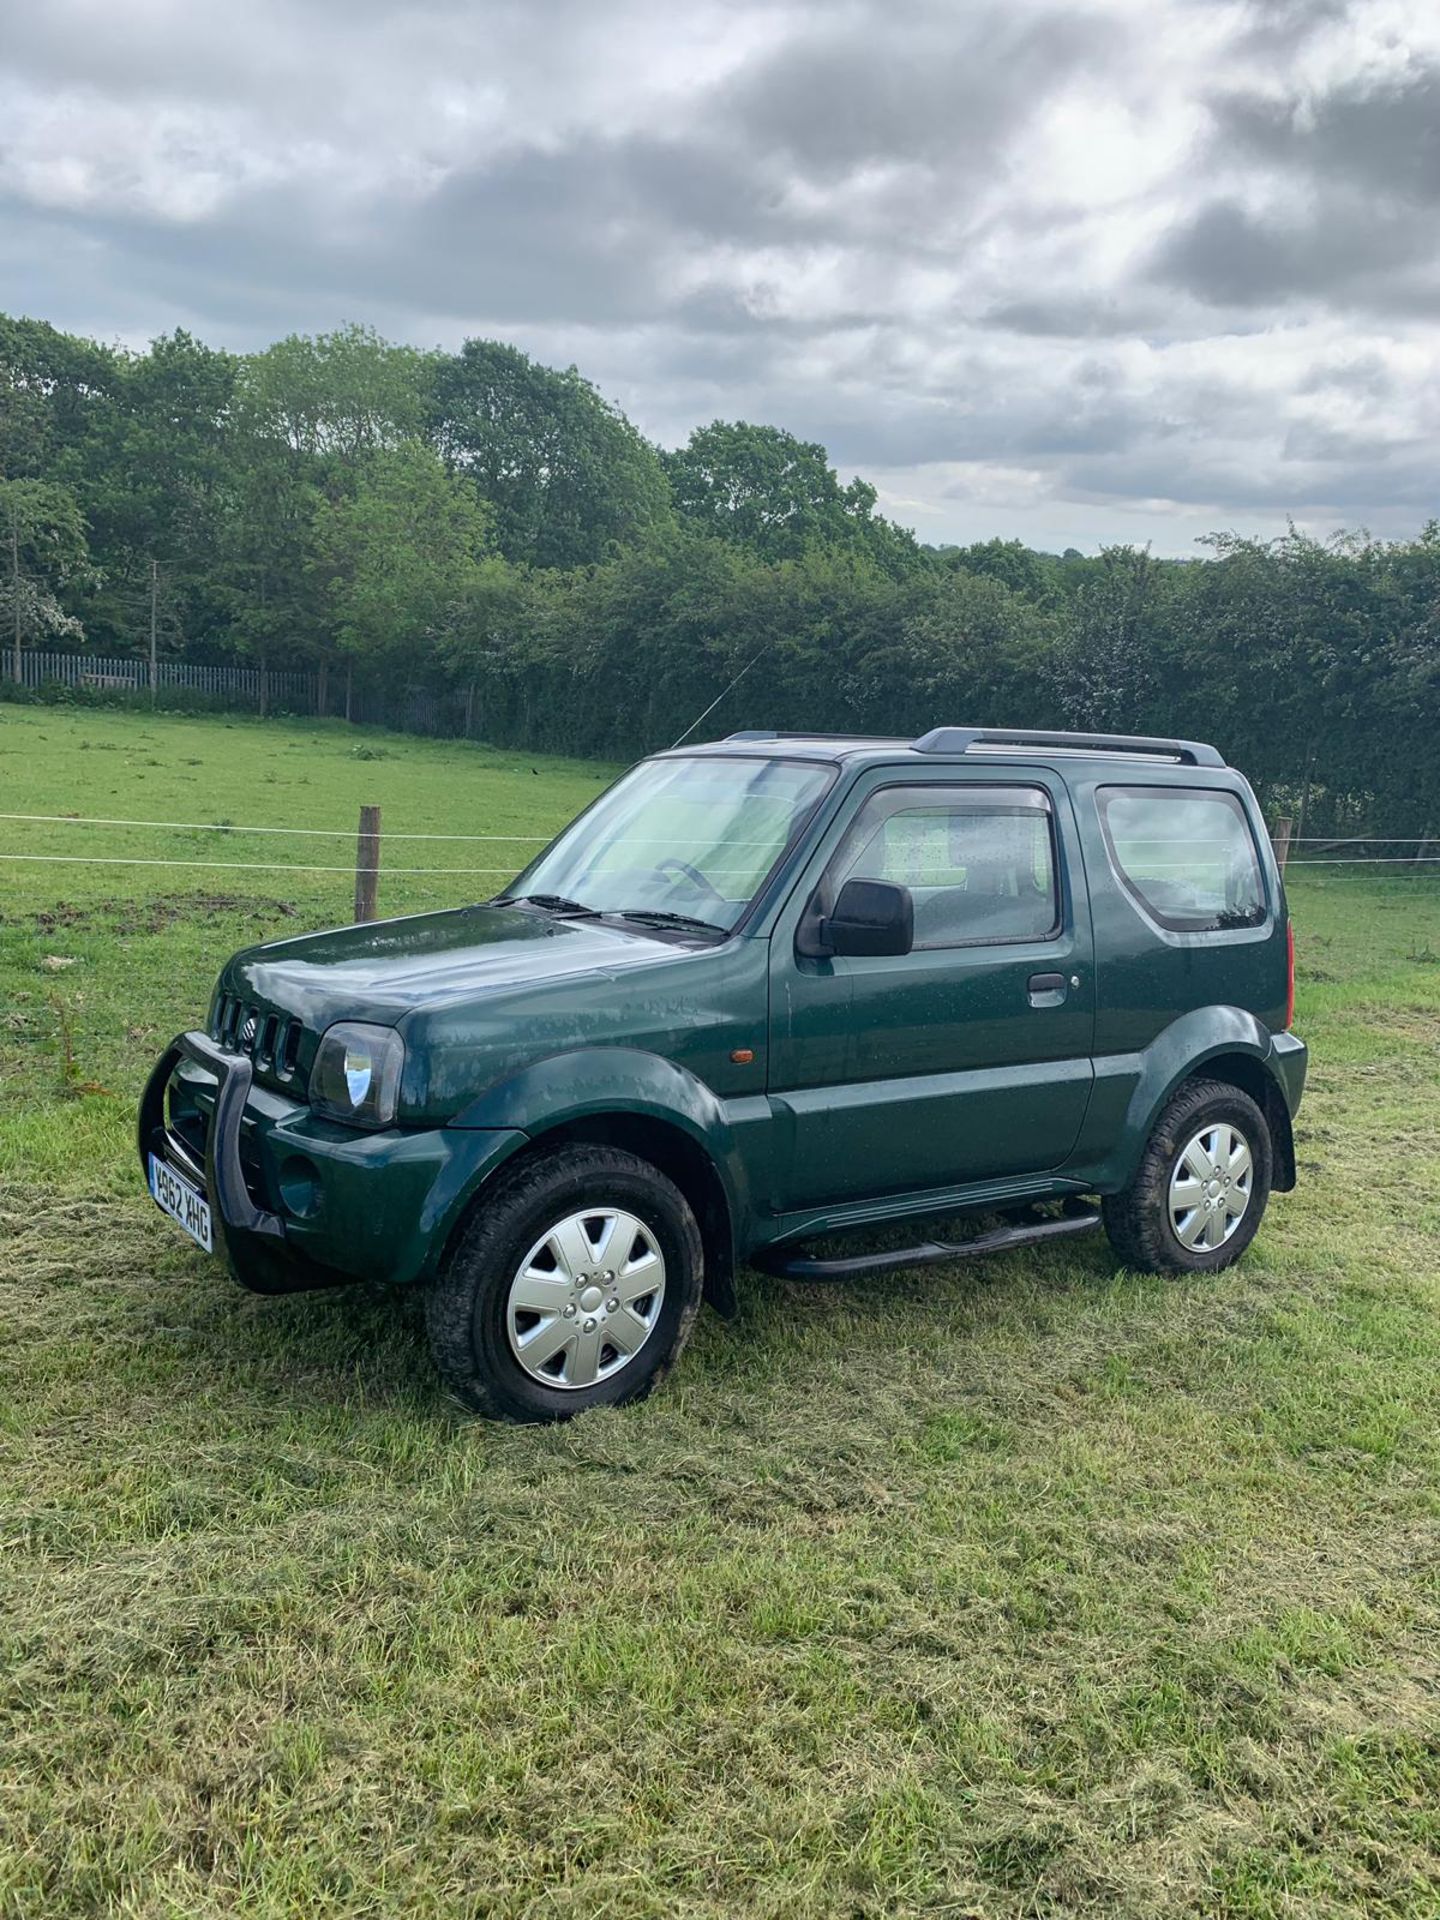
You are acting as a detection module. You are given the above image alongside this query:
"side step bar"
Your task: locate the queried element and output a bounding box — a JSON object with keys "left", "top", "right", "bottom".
{"left": 753, "top": 1207, "right": 1102, "bottom": 1281}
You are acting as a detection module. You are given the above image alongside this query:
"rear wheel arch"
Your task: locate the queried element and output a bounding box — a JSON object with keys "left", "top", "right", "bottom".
{"left": 1104, "top": 1073, "right": 1274, "bottom": 1274}
{"left": 1176, "top": 1050, "right": 1296, "bottom": 1193}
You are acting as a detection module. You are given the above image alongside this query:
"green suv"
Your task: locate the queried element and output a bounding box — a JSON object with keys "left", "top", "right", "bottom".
{"left": 141, "top": 727, "right": 1307, "bottom": 1420}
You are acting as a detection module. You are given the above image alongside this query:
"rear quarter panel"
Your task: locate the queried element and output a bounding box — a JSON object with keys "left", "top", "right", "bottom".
{"left": 1057, "top": 764, "right": 1294, "bottom": 1188}
{"left": 1065, "top": 765, "right": 1288, "bottom": 1051}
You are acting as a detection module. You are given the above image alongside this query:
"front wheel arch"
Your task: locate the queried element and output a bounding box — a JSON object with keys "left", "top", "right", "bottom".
{"left": 440, "top": 1113, "right": 739, "bottom": 1318}
{"left": 426, "top": 1141, "right": 705, "bottom": 1419}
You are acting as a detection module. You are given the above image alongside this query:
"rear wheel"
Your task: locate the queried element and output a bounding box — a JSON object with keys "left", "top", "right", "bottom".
{"left": 1103, "top": 1078, "right": 1272, "bottom": 1275}
{"left": 425, "top": 1144, "right": 704, "bottom": 1421}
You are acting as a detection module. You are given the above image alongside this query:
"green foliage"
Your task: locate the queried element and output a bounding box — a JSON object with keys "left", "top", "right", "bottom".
{"left": 941, "top": 537, "right": 1062, "bottom": 601}
{"left": 236, "top": 323, "right": 427, "bottom": 463}
{"left": 0, "top": 477, "right": 94, "bottom": 669}
{"left": 80, "top": 329, "right": 238, "bottom": 654}
{"left": 1, "top": 310, "right": 1438, "bottom": 833}
{"left": 428, "top": 339, "right": 671, "bottom": 567}
{"left": 1052, "top": 543, "right": 1167, "bottom": 730}
{"left": 309, "top": 440, "right": 496, "bottom": 671}
{"left": 667, "top": 418, "right": 921, "bottom": 573}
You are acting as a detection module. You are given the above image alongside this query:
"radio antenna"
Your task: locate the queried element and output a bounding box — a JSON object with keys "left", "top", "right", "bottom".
{"left": 669, "top": 643, "right": 772, "bottom": 749}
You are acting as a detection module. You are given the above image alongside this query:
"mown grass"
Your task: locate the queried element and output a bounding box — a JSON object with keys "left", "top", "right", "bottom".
{"left": 2, "top": 703, "right": 1438, "bottom": 1918}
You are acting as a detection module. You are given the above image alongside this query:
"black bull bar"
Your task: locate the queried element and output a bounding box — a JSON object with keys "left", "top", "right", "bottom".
{"left": 138, "top": 1030, "right": 285, "bottom": 1243}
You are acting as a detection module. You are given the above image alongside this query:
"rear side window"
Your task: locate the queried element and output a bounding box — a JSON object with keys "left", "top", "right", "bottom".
{"left": 1098, "top": 787, "right": 1266, "bottom": 932}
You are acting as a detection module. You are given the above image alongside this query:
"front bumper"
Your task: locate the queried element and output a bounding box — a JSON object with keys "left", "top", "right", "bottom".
{"left": 139, "top": 1030, "right": 525, "bottom": 1289}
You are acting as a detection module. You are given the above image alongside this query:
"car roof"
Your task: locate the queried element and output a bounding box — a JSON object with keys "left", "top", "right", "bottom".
{"left": 664, "top": 727, "right": 1228, "bottom": 772}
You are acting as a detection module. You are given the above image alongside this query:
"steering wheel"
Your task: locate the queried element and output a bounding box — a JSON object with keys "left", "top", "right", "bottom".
{"left": 654, "top": 858, "right": 729, "bottom": 912}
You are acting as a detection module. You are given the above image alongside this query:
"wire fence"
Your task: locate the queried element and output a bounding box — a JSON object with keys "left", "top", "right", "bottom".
{"left": 0, "top": 809, "right": 554, "bottom": 915}
{"left": 1, "top": 809, "right": 1437, "bottom": 889}
{"left": 0, "top": 812, "right": 550, "bottom": 843}
{"left": 0, "top": 854, "right": 519, "bottom": 876}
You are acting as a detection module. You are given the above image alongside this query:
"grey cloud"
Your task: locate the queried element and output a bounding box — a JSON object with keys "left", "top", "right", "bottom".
{"left": 1295, "top": 354, "right": 1398, "bottom": 401}
{"left": 2, "top": 0, "right": 1438, "bottom": 553}
{"left": 1059, "top": 444, "right": 1440, "bottom": 515}
{"left": 1152, "top": 60, "right": 1440, "bottom": 315}
{"left": 1212, "top": 68, "right": 1440, "bottom": 205}
{"left": 1280, "top": 420, "right": 1427, "bottom": 465}
{"left": 1224, "top": 0, "right": 1351, "bottom": 57}
{"left": 982, "top": 294, "right": 1167, "bottom": 339}
{"left": 720, "top": 4, "right": 1114, "bottom": 178}
{"left": 1150, "top": 198, "right": 1440, "bottom": 314}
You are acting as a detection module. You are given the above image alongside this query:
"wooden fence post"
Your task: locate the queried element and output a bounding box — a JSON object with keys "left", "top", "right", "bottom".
{"left": 354, "top": 805, "right": 381, "bottom": 922}
{"left": 1272, "top": 816, "right": 1292, "bottom": 873}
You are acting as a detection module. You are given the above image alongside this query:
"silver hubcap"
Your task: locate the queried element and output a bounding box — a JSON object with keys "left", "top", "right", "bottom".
{"left": 506, "top": 1206, "right": 666, "bottom": 1390}
{"left": 1169, "top": 1122, "right": 1252, "bottom": 1251}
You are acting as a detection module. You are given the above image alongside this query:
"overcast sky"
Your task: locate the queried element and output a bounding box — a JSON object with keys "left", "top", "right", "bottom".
{"left": 3, "top": 0, "right": 1437, "bottom": 553}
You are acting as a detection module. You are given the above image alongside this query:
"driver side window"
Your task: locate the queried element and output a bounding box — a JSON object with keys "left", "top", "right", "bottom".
{"left": 833, "top": 785, "right": 1059, "bottom": 949}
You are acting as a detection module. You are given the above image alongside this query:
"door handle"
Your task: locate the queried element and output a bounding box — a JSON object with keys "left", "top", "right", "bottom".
{"left": 1027, "top": 971, "right": 1067, "bottom": 1006}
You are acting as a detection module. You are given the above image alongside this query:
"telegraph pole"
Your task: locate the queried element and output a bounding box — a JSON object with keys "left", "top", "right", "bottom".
{"left": 149, "top": 558, "right": 159, "bottom": 704}
{"left": 10, "top": 510, "right": 20, "bottom": 686}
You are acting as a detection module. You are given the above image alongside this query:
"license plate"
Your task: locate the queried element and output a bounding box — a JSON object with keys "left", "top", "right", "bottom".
{"left": 148, "top": 1153, "right": 214, "bottom": 1254}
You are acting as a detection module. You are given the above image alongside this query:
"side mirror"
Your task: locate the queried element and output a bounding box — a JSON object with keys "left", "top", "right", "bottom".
{"left": 823, "top": 878, "right": 913, "bottom": 957}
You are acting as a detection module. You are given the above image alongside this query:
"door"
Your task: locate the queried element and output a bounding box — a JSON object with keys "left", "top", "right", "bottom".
{"left": 767, "top": 772, "right": 1095, "bottom": 1210}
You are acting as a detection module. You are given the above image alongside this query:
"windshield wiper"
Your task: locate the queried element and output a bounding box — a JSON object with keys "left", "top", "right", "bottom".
{"left": 613, "top": 907, "right": 728, "bottom": 936}
{"left": 499, "top": 894, "right": 726, "bottom": 936}
{"left": 497, "top": 892, "right": 603, "bottom": 917}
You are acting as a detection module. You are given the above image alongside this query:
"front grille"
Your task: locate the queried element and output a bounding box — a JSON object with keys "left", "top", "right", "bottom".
{"left": 211, "top": 993, "right": 303, "bottom": 1082}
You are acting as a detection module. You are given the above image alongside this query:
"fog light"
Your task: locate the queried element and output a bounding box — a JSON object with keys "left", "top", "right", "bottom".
{"left": 278, "top": 1155, "right": 323, "bottom": 1219}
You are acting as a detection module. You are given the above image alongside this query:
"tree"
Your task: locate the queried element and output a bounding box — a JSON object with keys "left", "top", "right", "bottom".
{"left": 0, "top": 315, "right": 122, "bottom": 485}
{"left": 435, "top": 553, "right": 534, "bottom": 736}
{"left": 0, "top": 303, "right": 1435, "bottom": 838}
{"left": 1051, "top": 544, "right": 1168, "bottom": 731}
{"left": 237, "top": 325, "right": 426, "bottom": 465}
{"left": 309, "top": 440, "right": 496, "bottom": 702}
{"left": 666, "top": 420, "right": 921, "bottom": 572}
{"left": 428, "top": 340, "right": 671, "bottom": 568}
{"left": 0, "top": 479, "right": 92, "bottom": 680}
{"left": 215, "top": 326, "right": 425, "bottom": 697}
{"left": 942, "top": 537, "right": 1059, "bottom": 602}
{"left": 81, "top": 329, "right": 238, "bottom": 655}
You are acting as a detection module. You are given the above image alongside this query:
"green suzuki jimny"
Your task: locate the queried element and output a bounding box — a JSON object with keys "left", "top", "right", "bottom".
{"left": 142, "top": 727, "right": 1306, "bottom": 1420}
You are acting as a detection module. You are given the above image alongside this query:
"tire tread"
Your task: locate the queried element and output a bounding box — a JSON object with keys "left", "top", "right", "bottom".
{"left": 1102, "top": 1076, "right": 1272, "bottom": 1276}
{"left": 425, "top": 1144, "right": 703, "bottom": 1420}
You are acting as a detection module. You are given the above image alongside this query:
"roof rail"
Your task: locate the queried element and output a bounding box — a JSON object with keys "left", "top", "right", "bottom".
{"left": 723, "top": 730, "right": 884, "bottom": 743}
{"left": 911, "top": 727, "right": 1225, "bottom": 767}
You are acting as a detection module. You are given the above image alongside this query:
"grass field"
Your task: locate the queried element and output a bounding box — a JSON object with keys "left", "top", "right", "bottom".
{"left": 2, "top": 703, "right": 1439, "bottom": 1919}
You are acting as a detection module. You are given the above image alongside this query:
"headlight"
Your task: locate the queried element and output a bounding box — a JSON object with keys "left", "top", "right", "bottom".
{"left": 309, "top": 1022, "right": 405, "bottom": 1128}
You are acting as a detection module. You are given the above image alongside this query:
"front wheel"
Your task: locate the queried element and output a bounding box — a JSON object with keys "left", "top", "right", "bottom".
{"left": 425, "top": 1145, "right": 704, "bottom": 1421}
{"left": 1103, "top": 1078, "right": 1272, "bottom": 1275}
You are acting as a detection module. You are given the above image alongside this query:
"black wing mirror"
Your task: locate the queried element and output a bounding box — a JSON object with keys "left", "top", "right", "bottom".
{"left": 823, "top": 878, "right": 913, "bottom": 957}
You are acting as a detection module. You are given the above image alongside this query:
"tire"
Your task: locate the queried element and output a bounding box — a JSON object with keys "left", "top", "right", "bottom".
{"left": 425, "top": 1144, "right": 704, "bottom": 1421}
{"left": 1102, "top": 1077, "right": 1272, "bottom": 1276}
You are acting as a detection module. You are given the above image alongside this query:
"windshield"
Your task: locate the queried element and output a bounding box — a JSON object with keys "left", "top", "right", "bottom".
{"left": 502, "top": 755, "right": 834, "bottom": 932}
